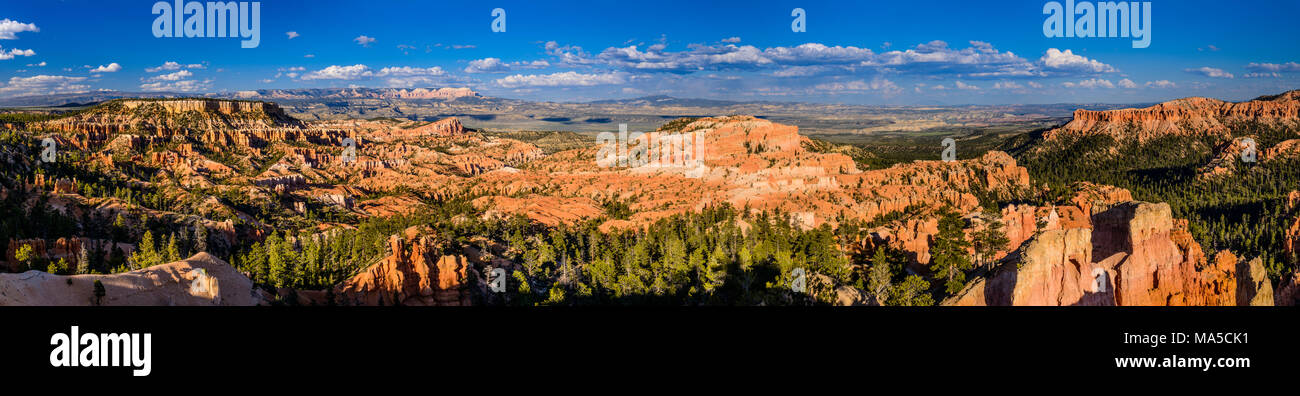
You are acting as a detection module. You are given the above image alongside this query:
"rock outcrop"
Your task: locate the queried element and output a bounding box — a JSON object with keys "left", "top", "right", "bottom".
{"left": 0, "top": 253, "right": 263, "bottom": 306}
{"left": 947, "top": 201, "right": 1249, "bottom": 306}
{"left": 1046, "top": 90, "right": 1300, "bottom": 142}
{"left": 330, "top": 226, "right": 472, "bottom": 306}
{"left": 1237, "top": 258, "right": 1274, "bottom": 306}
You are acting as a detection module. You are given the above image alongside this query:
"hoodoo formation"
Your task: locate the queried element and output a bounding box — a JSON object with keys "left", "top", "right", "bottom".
{"left": 1, "top": 90, "right": 1297, "bottom": 306}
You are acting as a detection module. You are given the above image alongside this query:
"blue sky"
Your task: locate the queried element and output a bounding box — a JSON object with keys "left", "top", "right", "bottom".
{"left": 1, "top": 0, "right": 1298, "bottom": 104}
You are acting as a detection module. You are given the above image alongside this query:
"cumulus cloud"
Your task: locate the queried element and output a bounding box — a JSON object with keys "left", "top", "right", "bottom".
{"left": 1185, "top": 67, "right": 1234, "bottom": 78}
{"left": 1063, "top": 78, "right": 1115, "bottom": 88}
{"left": 1118, "top": 78, "right": 1138, "bottom": 88}
{"left": 145, "top": 61, "right": 204, "bottom": 72}
{"left": 1038, "top": 49, "right": 1116, "bottom": 74}
{"left": 301, "top": 64, "right": 372, "bottom": 80}
{"left": 1145, "top": 80, "right": 1176, "bottom": 88}
{"left": 598, "top": 43, "right": 772, "bottom": 72}
{"left": 953, "top": 81, "right": 979, "bottom": 90}
{"left": 772, "top": 65, "right": 831, "bottom": 77}
{"left": 812, "top": 78, "right": 901, "bottom": 94}
{"left": 538, "top": 40, "right": 1113, "bottom": 80}
{"left": 299, "top": 64, "right": 447, "bottom": 82}
{"left": 90, "top": 63, "right": 122, "bottom": 73}
{"left": 495, "top": 71, "right": 627, "bottom": 88}
{"left": 465, "top": 58, "right": 509, "bottom": 73}
{"left": 544, "top": 41, "right": 593, "bottom": 66}
{"left": 862, "top": 41, "right": 1035, "bottom": 78}
{"left": 0, "top": 46, "right": 34, "bottom": 60}
{"left": 0, "top": 19, "right": 38, "bottom": 40}
{"left": 147, "top": 70, "right": 192, "bottom": 81}
{"left": 765, "top": 43, "right": 876, "bottom": 66}
{"left": 0, "top": 75, "right": 88, "bottom": 97}
{"left": 354, "top": 35, "right": 376, "bottom": 46}
{"left": 463, "top": 58, "right": 549, "bottom": 73}
{"left": 721, "top": 37, "right": 741, "bottom": 43}
{"left": 1244, "top": 72, "right": 1281, "bottom": 78}
{"left": 992, "top": 81, "right": 1023, "bottom": 89}
{"left": 1245, "top": 62, "right": 1300, "bottom": 73}
{"left": 140, "top": 79, "right": 211, "bottom": 92}
{"left": 285, "top": 31, "right": 299, "bottom": 39}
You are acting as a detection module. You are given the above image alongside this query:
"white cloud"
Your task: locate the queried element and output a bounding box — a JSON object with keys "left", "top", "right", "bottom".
{"left": 145, "top": 61, "right": 204, "bottom": 72}
{"left": 1118, "top": 78, "right": 1137, "bottom": 88}
{"left": 721, "top": 37, "right": 741, "bottom": 43}
{"left": 1026, "top": 81, "right": 1043, "bottom": 88}
{"left": 557, "top": 40, "right": 1109, "bottom": 80}
{"left": 286, "top": 31, "right": 299, "bottom": 39}
{"left": 1245, "top": 62, "right": 1300, "bottom": 73}
{"left": 139, "top": 79, "right": 211, "bottom": 92}
{"left": 301, "top": 64, "right": 372, "bottom": 80}
{"left": 495, "top": 71, "right": 627, "bottom": 88}
{"left": 26, "top": 61, "right": 45, "bottom": 67}
{"left": 300, "top": 65, "right": 447, "bottom": 81}
{"left": 1063, "top": 78, "right": 1115, "bottom": 88}
{"left": 464, "top": 58, "right": 549, "bottom": 73}
{"left": 90, "top": 63, "right": 122, "bottom": 73}
{"left": 0, "top": 19, "right": 38, "bottom": 40}
{"left": 1038, "top": 49, "right": 1116, "bottom": 74}
{"left": 1244, "top": 72, "right": 1281, "bottom": 78}
{"left": 377, "top": 66, "right": 445, "bottom": 77}
{"left": 992, "top": 81, "right": 1023, "bottom": 89}
{"left": 354, "top": 35, "right": 376, "bottom": 46}
{"left": 465, "top": 58, "right": 510, "bottom": 73}
{"left": 598, "top": 43, "right": 772, "bottom": 72}
{"left": 765, "top": 43, "right": 875, "bottom": 65}
{"left": 147, "top": 70, "right": 192, "bottom": 81}
{"left": 953, "top": 81, "right": 979, "bottom": 90}
{"left": 0, "top": 47, "right": 34, "bottom": 60}
{"left": 813, "top": 78, "right": 901, "bottom": 94}
{"left": 1185, "top": 67, "right": 1234, "bottom": 79}
{"left": 1145, "top": 80, "right": 1177, "bottom": 88}
{"left": 0, "top": 75, "right": 88, "bottom": 97}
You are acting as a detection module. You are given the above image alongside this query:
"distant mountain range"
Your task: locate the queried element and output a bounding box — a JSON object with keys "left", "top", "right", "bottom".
{"left": 586, "top": 95, "right": 753, "bottom": 107}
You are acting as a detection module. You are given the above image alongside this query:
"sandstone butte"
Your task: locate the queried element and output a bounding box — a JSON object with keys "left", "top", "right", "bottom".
{"left": 4, "top": 98, "right": 1292, "bottom": 306}
{"left": 1045, "top": 89, "right": 1300, "bottom": 142}
{"left": 1278, "top": 190, "right": 1300, "bottom": 306}
{"left": 292, "top": 226, "right": 474, "bottom": 306}
{"left": 944, "top": 197, "right": 1271, "bottom": 306}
